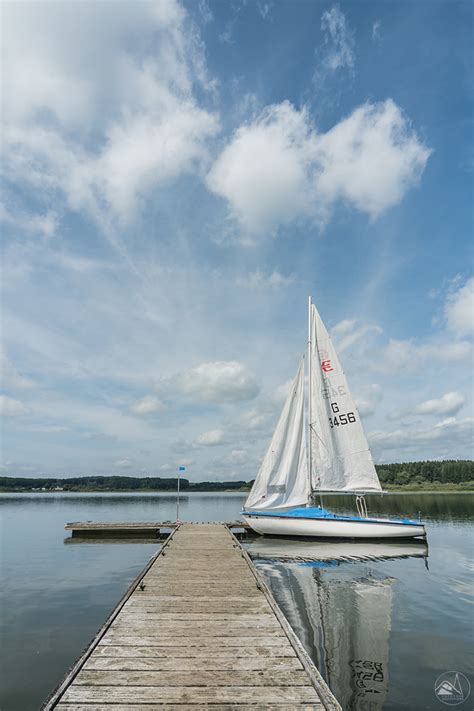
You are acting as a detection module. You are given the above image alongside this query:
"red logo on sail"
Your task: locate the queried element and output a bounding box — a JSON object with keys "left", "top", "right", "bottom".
{"left": 321, "top": 359, "right": 333, "bottom": 372}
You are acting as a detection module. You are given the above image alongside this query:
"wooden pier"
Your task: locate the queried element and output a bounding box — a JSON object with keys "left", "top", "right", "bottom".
{"left": 45, "top": 523, "right": 340, "bottom": 710}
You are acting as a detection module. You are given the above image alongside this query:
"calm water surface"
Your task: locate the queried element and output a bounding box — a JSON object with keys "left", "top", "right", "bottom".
{"left": 0, "top": 492, "right": 472, "bottom": 710}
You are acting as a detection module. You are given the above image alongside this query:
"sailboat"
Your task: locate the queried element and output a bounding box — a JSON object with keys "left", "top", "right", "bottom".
{"left": 241, "top": 297, "right": 426, "bottom": 539}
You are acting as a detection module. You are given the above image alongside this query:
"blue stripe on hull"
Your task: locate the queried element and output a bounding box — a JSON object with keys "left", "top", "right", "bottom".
{"left": 241, "top": 506, "right": 421, "bottom": 527}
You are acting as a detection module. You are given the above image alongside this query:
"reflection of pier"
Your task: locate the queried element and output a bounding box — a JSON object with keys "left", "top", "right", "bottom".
{"left": 250, "top": 539, "right": 428, "bottom": 711}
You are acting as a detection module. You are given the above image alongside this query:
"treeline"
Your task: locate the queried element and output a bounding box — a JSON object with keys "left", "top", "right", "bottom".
{"left": 0, "top": 461, "right": 472, "bottom": 492}
{"left": 0, "top": 475, "right": 253, "bottom": 492}
{"left": 375, "top": 460, "right": 473, "bottom": 486}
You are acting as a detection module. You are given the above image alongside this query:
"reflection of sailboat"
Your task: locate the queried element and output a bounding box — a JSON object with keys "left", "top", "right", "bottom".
{"left": 247, "top": 537, "right": 429, "bottom": 563}
{"left": 256, "top": 558, "right": 401, "bottom": 710}
{"left": 242, "top": 298, "right": 426, "bottom": 538}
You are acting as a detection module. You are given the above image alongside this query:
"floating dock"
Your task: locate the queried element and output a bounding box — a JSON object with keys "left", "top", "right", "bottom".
{"left": 45, "top": 523, "right": 340, "bottom": 709}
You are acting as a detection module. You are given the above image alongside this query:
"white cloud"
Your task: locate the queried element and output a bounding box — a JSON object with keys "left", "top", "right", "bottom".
{"left": 114, "top": 459, "right": 133, "bottom": 469}
{"left": 207, "top": 102, "right": 312, "bottom": 235}
{"left": 0, "top": 203, "right": 58, "bottom": 240}
{"left": 258, "top": 2, "right": 274, "bottom": 20}
{"left": 320, "top": 5, "right": 355, "bottom": 72}
{"left": 354, "top": 384, "right": 383, "bottom": 418}
{"left": 369, "top": 416, "right": 474, "bottom": 454}
{"left": 194, "top": 429, "right": 226, "bottom": 446}
{"left": 2, "top": 0, "right": 219, "bottom": 227}
{"left": 130, "top": 395, "right": 166, "bottom": 415}
{"left": 372, "top": 20, "right": 382, "bottom": 42}
{"left": 230, "top": 448, "right": 248, "bottom": 463}
{"left": 96, "top": 104, "right": 219, "bottom": 222}
{"left": 236, "top": 269, "right": 295, "bottom": 289}
{"left": 314, "top": 100, "right": 431, "bottom": 219}
{"left": 272, "top": 380, "right": 293, "bottom": 405}
{"left": 415, "top": 392, "right": 465, "bottom": 416}
{"left": 0, "top": 351, "right": 35, "bottom": 390}
{"left": 375, "top": 338, "right": 472, "bottom": 375}
{"left": 0, "top": 395, "right": 30, "bottom": 417}
{"left": 445, "top": 277, "right": 474, "bottom": 336}
{"left": 207, "top": 99, "right": 430, "bottom": 237}
{"left": 158, "top": 361, "right": 260, "bottom": 403}
{"left": 331, "top": 318, "right": 382, "bottom": 353}
{"left": 239, "top": 408, "right": 267, "bottom": 432}
{"left": 198, "top": 0, "right": 213, "bottom": 24}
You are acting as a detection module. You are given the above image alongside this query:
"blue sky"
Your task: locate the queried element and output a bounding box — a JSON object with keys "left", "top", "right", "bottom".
{"left": 1, "top": 0, "right": 472, "bottom": 479}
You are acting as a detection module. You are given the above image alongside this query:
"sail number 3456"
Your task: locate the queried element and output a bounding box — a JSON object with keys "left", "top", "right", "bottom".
{"left": 329, "top": 401, "right": 356, "bottom": 428}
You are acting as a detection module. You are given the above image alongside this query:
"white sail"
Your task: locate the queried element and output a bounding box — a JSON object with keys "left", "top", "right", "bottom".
{"left": 309, "top": 303, "right": 382, "bottom": 492}
{"left": 244, "top": 359, "right": 310, "bottom": 510}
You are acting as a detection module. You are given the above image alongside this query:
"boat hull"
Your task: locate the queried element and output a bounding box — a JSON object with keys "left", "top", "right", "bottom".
{"left": 242, "top": 513, "right": 426, "bottom": 539}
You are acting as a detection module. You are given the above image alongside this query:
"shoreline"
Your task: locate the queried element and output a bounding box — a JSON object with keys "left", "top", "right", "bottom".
{"left": 1, "top": 487, "right": 472, "bottom": 494}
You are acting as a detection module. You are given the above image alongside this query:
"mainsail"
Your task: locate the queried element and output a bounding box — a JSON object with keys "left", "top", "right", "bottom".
{"left": 309, "top": 303, "right": 382, "bottom": 492}
{"left": 244, "top": 359, "right": 310, "bottom": 510}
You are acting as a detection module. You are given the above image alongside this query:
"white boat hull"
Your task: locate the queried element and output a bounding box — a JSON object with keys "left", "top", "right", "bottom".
{"left": 242, "top": 513, "right": 426, "bottom": 539}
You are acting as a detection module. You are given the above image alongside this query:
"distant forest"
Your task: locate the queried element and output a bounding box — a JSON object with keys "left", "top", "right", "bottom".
{"left": 376, "top": 460, "right": 473, "bottom": 486}
{"left": 0, "top": 476, "right": 251, "bottom": 492}
{"left": 0, "top": 460, "right": 472, "bottom": 492}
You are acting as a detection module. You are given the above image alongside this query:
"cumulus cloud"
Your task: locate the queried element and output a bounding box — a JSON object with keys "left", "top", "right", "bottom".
{"left": 2, "top": 0, "right": 219, "bottom": 226}
{"left": 444, "top": 277, "right": 474, "bottom": 336}
{"left": 194, "top": 429, "right": 226, "bottom": 446}
{"left": 0, "top": 395, "right": 30, "bottom": 417}
{"left": 207, "top": 99, "right": 430, "bottom": 237}
{"left": 207, "top": 102, "right": 312, "bottom": 235}
{"left": 157, "top": 361, "right": 260, "bottom": 403}
{"left": 130, "top": 395, "right": 166, "bottom": 415}
{"left": 415, "top": 392, "right": 465, "bottom": 416}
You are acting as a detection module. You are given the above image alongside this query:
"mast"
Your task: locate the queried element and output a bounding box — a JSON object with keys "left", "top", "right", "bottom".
{"left": 307, "top": 295, "right": 312, "bottom": 504}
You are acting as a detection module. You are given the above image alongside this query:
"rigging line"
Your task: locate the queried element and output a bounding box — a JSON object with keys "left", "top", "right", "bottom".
{"left": 309, "top": 422, "right": 330, "bottom": 451}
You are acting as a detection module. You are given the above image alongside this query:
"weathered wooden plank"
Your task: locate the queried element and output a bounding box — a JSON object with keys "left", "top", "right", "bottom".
{"left": 114, "top": 613, "right": 275, "bottom": 621}
{"left": 83, "top": 656, "right": 303, "bottom": 671}
{"left": 93, "top": 644, "right": 298, "bottom": 659}
{"left": 74, "top": 669, "right": 311, "bottom": 686}
{"left": 99, "top": 635, "right": 289, "bottom": 647}
{"left": 125, "top": 595, "right": 267, "bottom": 603}
{"left": 61, "top": 685, "right": 321, "bottom": 704}
{"left": 65, "top": 522, "right": 176, "bottom": 531}
{"left": 109, "top": 620, "right": 281, "bottom": 632}
{"left": 57, "top": 704, "right": 321, "bottom": 710}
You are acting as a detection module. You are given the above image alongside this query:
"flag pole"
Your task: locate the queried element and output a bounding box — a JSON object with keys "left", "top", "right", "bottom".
{"left": 176, "top": 469, "right": 180, "bottom": 522}
{"left": 177, "top": 465, "right": 186, "bottom": 522}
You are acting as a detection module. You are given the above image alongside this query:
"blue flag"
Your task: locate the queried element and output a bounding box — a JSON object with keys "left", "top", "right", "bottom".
{"left": 178, "top": 466, "right": 186, "bottom": 472}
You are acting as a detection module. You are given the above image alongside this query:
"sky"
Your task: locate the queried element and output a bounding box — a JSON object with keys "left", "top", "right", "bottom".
{"left": 1, "top": 0, "right": 473, "bottom": 480}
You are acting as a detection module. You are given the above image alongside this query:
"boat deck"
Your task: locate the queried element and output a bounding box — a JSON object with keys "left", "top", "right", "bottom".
{"left": 45, "top": 523, "right": 339, "bottom": 709}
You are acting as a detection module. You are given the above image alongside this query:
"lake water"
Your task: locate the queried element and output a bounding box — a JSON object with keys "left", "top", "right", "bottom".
{"left": 0, "top": 491, "right": 472, "bottom": 710}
